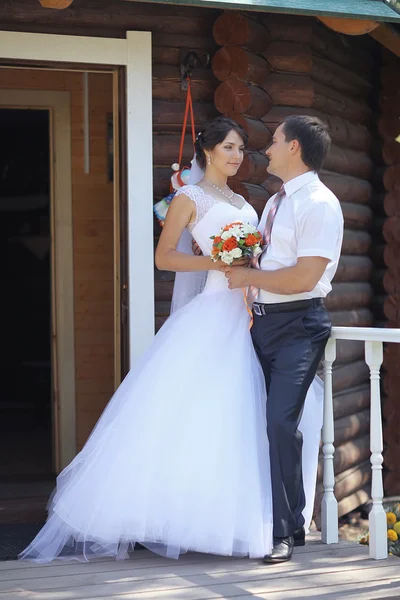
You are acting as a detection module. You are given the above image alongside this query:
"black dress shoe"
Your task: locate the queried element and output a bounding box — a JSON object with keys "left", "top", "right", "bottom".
{"left": 294, "top": 526, "right": 305, "bottom": 547}
{"left": 263, "top": 536, "right": 294, "bottom": 563}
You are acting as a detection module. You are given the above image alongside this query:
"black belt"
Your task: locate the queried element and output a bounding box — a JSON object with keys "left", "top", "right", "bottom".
{"left": 253, "top": 298, "right": 324, "bottom": 316}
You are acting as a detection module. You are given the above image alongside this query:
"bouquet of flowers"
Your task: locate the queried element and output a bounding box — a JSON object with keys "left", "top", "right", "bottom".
{"left": 359, "top": 502, "right": 400, "bottom": 557}
{"left": 210, "top": 221, "right": 263, "bottom": 265}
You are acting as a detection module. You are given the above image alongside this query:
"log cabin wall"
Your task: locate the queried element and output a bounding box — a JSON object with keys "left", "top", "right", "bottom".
{"left": 211, "top": 12, "right": 377, "bottom": 520}
{"left": 378, "top": 50, "right": 400, "bottom": 497}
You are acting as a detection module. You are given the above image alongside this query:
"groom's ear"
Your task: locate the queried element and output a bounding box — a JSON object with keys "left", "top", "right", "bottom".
{"left": 289, "top": 139, "right": 300, "bottom": 155}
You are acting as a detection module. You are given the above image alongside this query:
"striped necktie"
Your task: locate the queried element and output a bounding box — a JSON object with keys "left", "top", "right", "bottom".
{"left": 246, "top": 184, "right": 286, "bottom": 308}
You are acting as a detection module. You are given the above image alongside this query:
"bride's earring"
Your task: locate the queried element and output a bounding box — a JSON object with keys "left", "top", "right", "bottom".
{"left": 207, "top": 154, "right": 211, "bottom": 166}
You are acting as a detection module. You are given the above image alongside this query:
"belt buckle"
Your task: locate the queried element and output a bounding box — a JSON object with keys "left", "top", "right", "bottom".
{"left": 253, "top": 303, "right": 262, "bottom": 316}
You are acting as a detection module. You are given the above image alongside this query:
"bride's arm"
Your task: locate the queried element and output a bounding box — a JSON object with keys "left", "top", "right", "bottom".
{"left": 155, "top": 193, "right": 218, "bottom": 273}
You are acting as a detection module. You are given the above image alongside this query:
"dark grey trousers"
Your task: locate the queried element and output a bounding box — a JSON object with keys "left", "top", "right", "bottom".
{"left": 251, "top": 299, "right": 331, "bottom": 538}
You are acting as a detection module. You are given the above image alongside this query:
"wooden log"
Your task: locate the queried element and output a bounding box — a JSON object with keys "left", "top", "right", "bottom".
{"left": 380, "top": 64, "right": 400, "bottom": 90}
{"left": 384, "top": 294, "right": 400, "bottom": 321}
{"left": 152, "top": 79, "right": 215, "bottom": 103}
{"left": 371, "top": 295, "right": 386, "bottom": 321}
{"left": 324, "top": 282, "right": 372, "bottom": 312}
{"left": 212, "top": 46, "right": 270, "bottom": 85}
{"left": 383, "top": 166, "right": 400, "bottom": 192}
{"left": 370, "top": 243, "right": 385, "bottom": 268}
{"left": 317, "top": 16, "right": 379, "bottom": 37}
{"left": 379, "top": 91, "right": 400, "bottom": 116}
{"left": 383, "top": 140, "right": 400, "bottom": 166}
{"left": 311, "top": 56, "right": 372, "bottom": 100}
{"left": 259, "top": 14, "right": 313, "bottom": 44}
{"left": 383, "top": 373, "right": 400, "bottom": 397}
{"left": 334, "top": 414, "right": 370, "bottom": 448}
{"left": 315, "top": 460, "right": 371, "bottom": 504}
{"left": 332, "top": 360, "right": 370, "bottom": 394}
{"left": 319, "top": 171, "right": 372, "bottom": 205}
{"left": 313, "top": 82, "right": 371, "bottom": 124}
{"left": 153, "top": 133, "right": 195, "bottom": 166}
{"left": 153, "top": 167, "right": 175, "bottom": 198}
{"left": 341, "top": 230, "right": 371, "bottom": 255}
{"left": 263, "top": 74, "right": 314, "bottom": 107}
{"left": 262, "top": 174, "right": 281, "bottom": 196}
{"left": 378, "top": 114, "right": 400, "bottom": 140}
{"left": 333, "top": 255, "right": 373, "bottom": 283}
{"left": 225, "top": 113, "right": 272, "bottom": 151}
{"left": 155, "top": 279, "right": 174, "bottom": 301}
{"left": 384, "top": 244, "right": 400, "bottom": 269}
{"left": 330, "top": 309, "right": 373, "bottom": 327}
{"left": 341, "top": 202, "right": 373, "bottom": 231}
{"left": 314, "top": 486, "right": 371, "bottom": 524}
{"left": 317, "top": 433, "right": 370, "bottom": 479}
{"left": 0, "top": 0, "right": 217, "bottom": 34}
{"left": 212, "top": 12, "right": 270, "bottom": 53}
{"left": 384, "top": 471, "right": 400, "bottom": 497}
{"left": 214, "top": 79, "right": 273, "bottom": 119}
{"left": 384, "top": 191, "right": 400, "bottom": 217}
{"left": 383, "top": 269, "right": 400, "bottom": 295}
{"left": 312, "top": 23, "right": 374, "bottom": 76}
{"left": 323, "top": 146, "right": 373, "bottom": 181}
{"left": 263, "top": 41, "right": 312, "bottom": 73}
{"left": 153, "top": 32, "right": 218, "bottom": 50}
{"left": 383, "top": 216, "right": 400, "bottom": 245}
{"left": 235, "top": 151, "right": 270, "bottom": 184}
{"left": 152, "top": 100, "right": 217, "bottom": 133}
{"left": 229, "top": 181, "right": 269, "bottom": 217}
{"left": 371, "top": 269, "right": 386, "bottom": 294}
{"left": 333, "top": 384, "right": 369, "bottom": 419}
{"left": 383, "top": 344, "right": 400, "bottom": 374}
{"left": 263, "top": 107, "right": 371, "bottom": 152}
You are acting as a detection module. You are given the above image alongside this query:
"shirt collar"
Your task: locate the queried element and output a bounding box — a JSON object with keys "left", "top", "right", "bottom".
{"left": 283, "top": 171, "right": 319, "bottom": 198}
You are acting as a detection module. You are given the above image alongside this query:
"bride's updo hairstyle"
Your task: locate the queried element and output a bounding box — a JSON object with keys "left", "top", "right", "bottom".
{"left": 194, "top": 116, "right": 248, "bottom": 170}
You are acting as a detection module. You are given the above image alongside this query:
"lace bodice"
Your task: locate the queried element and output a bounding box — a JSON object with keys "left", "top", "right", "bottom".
{"left": 175, "top": 184, "right": 258, "bottom": 238}
{"left": 174, "top": 184, "right": 259, "bottom": 295}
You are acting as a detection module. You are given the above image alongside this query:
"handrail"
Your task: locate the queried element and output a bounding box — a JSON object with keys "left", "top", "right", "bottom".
{"left": 322, "top": 326, "right": 400, "bottom": 560}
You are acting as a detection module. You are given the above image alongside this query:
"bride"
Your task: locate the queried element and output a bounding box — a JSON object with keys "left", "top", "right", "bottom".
{"left": 19, "top": 116, "right": 323, "bottom": 563}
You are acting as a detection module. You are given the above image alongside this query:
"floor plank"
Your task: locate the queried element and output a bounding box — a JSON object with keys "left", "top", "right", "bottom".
{"left": 1, "top": 536, "right": 399, "bottom": 600}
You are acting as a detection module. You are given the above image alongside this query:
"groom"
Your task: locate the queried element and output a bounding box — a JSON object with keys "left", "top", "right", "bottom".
{"left": 223, "top": 115, "right": 344, "bottom": 563}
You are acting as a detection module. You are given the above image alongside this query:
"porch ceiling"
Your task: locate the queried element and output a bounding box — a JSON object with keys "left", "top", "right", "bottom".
{"left": 123, "top": 0, "right": 400, "bottom": 22}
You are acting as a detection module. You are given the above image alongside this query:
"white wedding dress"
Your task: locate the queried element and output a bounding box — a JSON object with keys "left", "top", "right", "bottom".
{"left": 19, "top": 185, "right": 323, "bottom": 563}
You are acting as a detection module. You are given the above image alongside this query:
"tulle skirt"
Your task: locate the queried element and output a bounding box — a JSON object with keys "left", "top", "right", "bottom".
{"left": 19, "top": 287, "right": 322, "bottom": 562}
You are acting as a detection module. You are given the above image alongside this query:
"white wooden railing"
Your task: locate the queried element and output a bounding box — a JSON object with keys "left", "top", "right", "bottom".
{"left": 322, "top": 326, "right": 400, "bottom": 560}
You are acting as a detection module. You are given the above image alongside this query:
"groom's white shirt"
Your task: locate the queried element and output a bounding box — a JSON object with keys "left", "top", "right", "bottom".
{"left": 258, "top": 171, "right": 344, "bottom": 304}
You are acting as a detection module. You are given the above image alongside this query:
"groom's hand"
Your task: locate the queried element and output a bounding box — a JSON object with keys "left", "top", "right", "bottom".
{"left": 221, "top": 265, "right": 250, "bottom": 289}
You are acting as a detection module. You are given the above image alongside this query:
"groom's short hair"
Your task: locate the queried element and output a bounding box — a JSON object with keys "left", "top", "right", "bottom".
{"left": 280, "top": 115, "right": 331, "bottom": 173}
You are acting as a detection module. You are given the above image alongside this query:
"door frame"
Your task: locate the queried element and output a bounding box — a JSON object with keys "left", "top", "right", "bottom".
{"left": 0, "top": 89, "right": 74, "bottom": 471}
{"left": 0, "top": 31, "right": 154, "bottom": 468}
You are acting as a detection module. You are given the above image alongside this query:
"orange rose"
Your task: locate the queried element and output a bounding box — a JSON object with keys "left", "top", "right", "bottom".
{"left": 214, "top": 236, "right": 222, "bottom": 244}
{"left": 245, "top": 234, "right": 259, "bottom": 247}
{"left": 222, "top": 237, "right": 238, "bottom": 252}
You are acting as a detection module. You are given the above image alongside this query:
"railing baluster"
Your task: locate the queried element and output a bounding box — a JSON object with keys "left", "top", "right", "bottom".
{"left": 365, "top": 340, "right": 387, "bottom": 560}
{"left": 322, "top": 337, "right": 338, "bottom": 544}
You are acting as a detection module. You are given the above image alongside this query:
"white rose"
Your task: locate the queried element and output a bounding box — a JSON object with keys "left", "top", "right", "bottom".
{"left": 242, "top": 223, "right": 257, "bottom": 235}
{"left": 220, "top": 251, "right": 234, "bottom": 265}
{"left": 221, "top": 230, "right": 232, "bottom": 240}
{"left": 253, "top": 245, "right": 263, "bottom": 257}
{"left": 228, "top": 226, "right": 244, "bottom": 239}
{"left": 230, "top": 248, "right": 243, "bottom": 259}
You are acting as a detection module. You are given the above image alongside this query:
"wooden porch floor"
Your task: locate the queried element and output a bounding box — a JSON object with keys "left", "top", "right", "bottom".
{"left": 1, "top": 534, "right": 400, "bottom": 600}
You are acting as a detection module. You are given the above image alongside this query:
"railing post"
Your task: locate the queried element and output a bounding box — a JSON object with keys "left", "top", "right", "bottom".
{"left": 322, "top": 337, "right": 338, "bottom": 544}
{"left": 365, "top": 341, "right": 387, "bottom": 560}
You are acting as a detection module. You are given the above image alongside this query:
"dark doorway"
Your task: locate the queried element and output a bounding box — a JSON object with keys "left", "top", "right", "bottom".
{"left": 0, "top": 109, "right": 54, "bottom": 527}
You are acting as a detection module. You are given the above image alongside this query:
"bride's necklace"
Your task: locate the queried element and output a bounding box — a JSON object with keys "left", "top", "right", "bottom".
{"left": 204, "top": 179, "right": 235, "bottom": 205}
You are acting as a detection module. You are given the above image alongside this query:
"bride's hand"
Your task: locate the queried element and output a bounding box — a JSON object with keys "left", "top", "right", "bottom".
{"left": 213, "top": 257, "right": 250, "bottom": 271}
